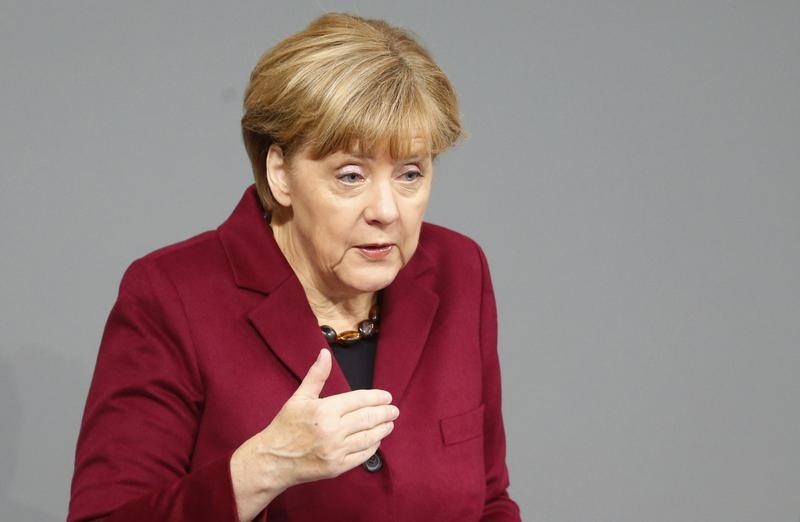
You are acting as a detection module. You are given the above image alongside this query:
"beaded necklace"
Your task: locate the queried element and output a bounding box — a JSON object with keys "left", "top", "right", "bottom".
{"left": 320, "top": 302, "right": 380, "bottom": 345}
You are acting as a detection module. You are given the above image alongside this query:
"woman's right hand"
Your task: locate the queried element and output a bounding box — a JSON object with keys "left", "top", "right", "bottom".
{"left": 230, "top": 348, "right": 399, "bottom": 522}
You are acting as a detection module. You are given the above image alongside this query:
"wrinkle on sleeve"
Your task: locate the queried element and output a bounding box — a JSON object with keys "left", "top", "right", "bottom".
{"left": 68, "top": 260, "right": 242, "bottom": 522}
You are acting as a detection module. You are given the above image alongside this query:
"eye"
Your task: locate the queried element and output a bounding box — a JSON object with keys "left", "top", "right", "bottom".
{"left": 337, "top": 171, "right": 365, "bottom": 184}
{"left": 399, "top": 169, "right": 423, "bottom": 182}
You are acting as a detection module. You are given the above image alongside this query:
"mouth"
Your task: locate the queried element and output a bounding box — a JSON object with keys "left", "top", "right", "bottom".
{"left": 356, "top": 243, "right": 394, "bottom": 260}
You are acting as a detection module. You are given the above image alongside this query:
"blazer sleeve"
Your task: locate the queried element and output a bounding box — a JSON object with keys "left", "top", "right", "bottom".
{"left": 68, "top": 260, "right": 242, "bottom": 522}
{"left": 476, "top": 244, "right": 522, "bottom": 521}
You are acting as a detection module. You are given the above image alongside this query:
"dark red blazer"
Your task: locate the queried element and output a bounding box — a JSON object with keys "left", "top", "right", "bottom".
{"left": 68, "top": 186, "right": 520, "bottom": 522}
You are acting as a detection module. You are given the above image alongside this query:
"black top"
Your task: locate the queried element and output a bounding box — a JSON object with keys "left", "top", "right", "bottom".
{"left": 330, "top": 335, "right": 377, "bottom": 390}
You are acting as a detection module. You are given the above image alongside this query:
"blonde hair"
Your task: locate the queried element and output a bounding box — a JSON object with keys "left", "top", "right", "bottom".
{"left": 241, "top": 12, "right": 463, "bottom": 214}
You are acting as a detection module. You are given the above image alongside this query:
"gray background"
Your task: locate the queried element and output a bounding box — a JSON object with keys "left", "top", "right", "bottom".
{"left": 1, "top": 1, "right": 798, "bottom": 520}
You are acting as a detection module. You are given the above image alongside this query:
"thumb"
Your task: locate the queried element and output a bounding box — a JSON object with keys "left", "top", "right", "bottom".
{"left": 294, "top": 348, "right": 331, "bottom": 399}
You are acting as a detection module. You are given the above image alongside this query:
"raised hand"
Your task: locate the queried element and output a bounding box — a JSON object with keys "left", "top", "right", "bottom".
{"left": 230, "top": 348, "right": 399, "bottom": 521}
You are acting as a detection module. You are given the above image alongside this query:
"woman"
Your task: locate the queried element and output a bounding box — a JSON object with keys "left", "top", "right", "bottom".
{"left": 68, "top": 13, "right": 520, "bottom": 522}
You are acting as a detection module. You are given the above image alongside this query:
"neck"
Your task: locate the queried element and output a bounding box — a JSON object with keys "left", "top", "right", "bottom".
{"left": 305, "top": 291, "right": 376, "bottom": 333}
{"left": 270, "top": 220, "right": 376, "bottom": 331}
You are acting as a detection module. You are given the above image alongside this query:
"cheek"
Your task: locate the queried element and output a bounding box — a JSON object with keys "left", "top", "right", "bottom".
{"left": 294, "top": 211, "right": 352, "bottom": 267}
{"left": 403, "top": 195, "right": 429, "bottom": 228}
{"left": 398, "top": 200, "right": 428, "bottom": 258}
{"left": 301, "top": 198, "right": 357, "bottom": 239}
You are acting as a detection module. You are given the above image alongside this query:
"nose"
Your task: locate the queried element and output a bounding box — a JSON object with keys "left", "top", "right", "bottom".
{"left": 364, "top": 179, "right": 400, "bottom": 225}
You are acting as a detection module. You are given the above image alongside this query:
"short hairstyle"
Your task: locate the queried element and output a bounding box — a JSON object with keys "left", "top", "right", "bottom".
{"left": 241, "top": 12, "right": 463, "bottom": 214}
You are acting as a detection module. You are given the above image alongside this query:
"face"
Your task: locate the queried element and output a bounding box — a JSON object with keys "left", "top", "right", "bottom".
{"left": 268, "top": 141, "right": 433, "bottom": 299}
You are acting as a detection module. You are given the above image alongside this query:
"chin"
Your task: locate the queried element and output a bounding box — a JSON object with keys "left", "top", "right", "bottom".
{"left": 346, "top": 266, "right": 400, "bottom": 293}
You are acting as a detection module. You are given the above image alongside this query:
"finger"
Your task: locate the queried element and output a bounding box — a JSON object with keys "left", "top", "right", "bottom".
{"left": 294, "top": 348, "right": 331, "bottom": 399}
{"left": 343, "top": 421, "right": 395, "bottom": 454}
{"left": 340, "top": 404, "right": 399, "bottom": 434}
{"left": 339, "top": 442, "right": 383, "bottom": 472}
{"left": 324, "top": 388, "right": 392, "bottom": 415}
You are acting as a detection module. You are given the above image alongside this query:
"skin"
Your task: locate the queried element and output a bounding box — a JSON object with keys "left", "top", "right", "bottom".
{"left": 229, "top": 141, "right": 434, "bottom": 521}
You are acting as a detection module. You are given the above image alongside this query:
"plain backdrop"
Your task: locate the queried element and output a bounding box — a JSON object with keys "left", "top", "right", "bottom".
{"left": 2, "top": 1, "right": 799, "bottom": 520}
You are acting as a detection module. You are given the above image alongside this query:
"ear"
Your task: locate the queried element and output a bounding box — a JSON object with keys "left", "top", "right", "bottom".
{"left": 266, "top": 144, "right": 292, "bottom": 207}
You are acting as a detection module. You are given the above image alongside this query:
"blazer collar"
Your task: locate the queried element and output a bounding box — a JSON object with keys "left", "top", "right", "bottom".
{"left": 218, "top": 186, "right": 439, "bottom": 402}
{"left": 217, "top": 186, "right": 293, "bottom": 294}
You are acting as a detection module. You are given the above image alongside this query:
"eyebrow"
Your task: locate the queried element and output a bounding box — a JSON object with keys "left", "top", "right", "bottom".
{"left": 398, "top": 156, "right": 425, "bottom": 164}
{"left": 336, "top": 152, "right": 427, "bottom": 164}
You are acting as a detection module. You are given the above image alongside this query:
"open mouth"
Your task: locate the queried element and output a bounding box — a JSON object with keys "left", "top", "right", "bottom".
{"left": 356, "top": 244, "right": 394, "bottom": 260}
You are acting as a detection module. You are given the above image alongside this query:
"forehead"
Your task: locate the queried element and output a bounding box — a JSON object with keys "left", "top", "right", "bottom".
{"left": 347, "top": 137, "right": 430, "bottom": 159}
{"left": 305, "top": 136, "right": 432, "bottom": 163}
{"left": 302, "top": 118, "right": 434, "bottom": 155}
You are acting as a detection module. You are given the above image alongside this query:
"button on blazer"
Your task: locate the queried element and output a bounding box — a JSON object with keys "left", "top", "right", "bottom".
{"left": 68, "top": 186, "right": 520, "bottom": 521}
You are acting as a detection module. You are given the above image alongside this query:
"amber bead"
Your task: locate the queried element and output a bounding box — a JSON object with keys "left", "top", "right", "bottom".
{"left": 338, "top": 330, "right": 361, "bottom": 343}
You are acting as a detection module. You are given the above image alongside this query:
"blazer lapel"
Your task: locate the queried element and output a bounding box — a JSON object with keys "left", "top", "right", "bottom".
{"left": 247, "top": 280, "right": 351, "bottom": 398}
{"left": 373, "top": 245, "right": 439, "bottom": 403}
{"left": 218, "top": 186, "right": 350, "bottom": 397}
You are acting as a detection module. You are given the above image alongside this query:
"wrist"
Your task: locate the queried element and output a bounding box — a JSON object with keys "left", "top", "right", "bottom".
{"left": 230, "top": 438, "right": 289, "bottom": 522}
